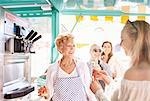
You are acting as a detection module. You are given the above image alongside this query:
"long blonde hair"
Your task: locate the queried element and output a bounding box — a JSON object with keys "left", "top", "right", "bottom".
{"left": 122, "top": 20, "right": 150, "bottom": 66}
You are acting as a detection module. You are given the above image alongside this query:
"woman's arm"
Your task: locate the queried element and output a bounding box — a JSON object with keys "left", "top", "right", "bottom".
{"left": 90, "top": 79, "right": 109, "bottom": 101}
{"left": 46, "top": 64, "right": 56, "bottom": 100}
{"left": 93, "top": 69, "right": 111, "bottom": 85}
{"left": 79, "top": 61, "right": 97, "bottom": 101}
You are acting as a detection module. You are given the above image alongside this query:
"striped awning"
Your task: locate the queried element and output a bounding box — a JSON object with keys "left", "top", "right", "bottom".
{"left": 76, "top": 15, "right": 147, "bottom": 23}
{"left": 64, "top": 0, "right": 149, "bottom": 8}
{"left": 62, "top": 0, "right": 150, "bottom": 19}
{"left": 75, "top": 4, "right": 148, "bottom": 23}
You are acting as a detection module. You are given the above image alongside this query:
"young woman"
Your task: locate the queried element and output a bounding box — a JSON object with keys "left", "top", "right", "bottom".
{"left": 101, "top": 41, "right": 113, "bottom": 64}
{"left": 101, "top": 41, "right": 127, "bottom": 80}
{"left": 91, "top": 20, "right": 150, "bottom": 101}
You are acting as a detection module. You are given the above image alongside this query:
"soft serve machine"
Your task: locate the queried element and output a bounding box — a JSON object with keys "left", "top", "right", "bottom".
{"left": 0, "top": 7, "right": 41, "bottom": 100}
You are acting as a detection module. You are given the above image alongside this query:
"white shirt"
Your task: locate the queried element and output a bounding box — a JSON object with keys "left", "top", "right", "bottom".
{"left": 111, "top": 79, "right": 150, "bottom": 101}
{"left": 95, "top": 79, "right": 150, "bottom": 101}
{"left": 46, "top": 59, "right": 97, "bottom": 101}
{"left": 108, "top": 55, "right": 130, "bottom": 80}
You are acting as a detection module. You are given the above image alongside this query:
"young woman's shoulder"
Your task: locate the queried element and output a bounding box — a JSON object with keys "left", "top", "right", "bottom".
{"left": 124, "top": 68, "right": 134, "bottom": 80}
{"left": 124, "top": 66, "right": 150, "bottom": 80}
{"left": 108, "top": 55, "right": 117, "bottom": 63}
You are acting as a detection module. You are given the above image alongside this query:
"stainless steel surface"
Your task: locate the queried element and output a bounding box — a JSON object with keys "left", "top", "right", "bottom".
{"left": 3, "top": 62, "right": 25, "bottom": 86}
{"left": 3, "top": 54, "right": 31, "bottom": 93}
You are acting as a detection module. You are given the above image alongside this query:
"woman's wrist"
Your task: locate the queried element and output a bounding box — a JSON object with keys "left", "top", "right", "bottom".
{"left": 95, "top": 88, "right": 104, "bottom": 97}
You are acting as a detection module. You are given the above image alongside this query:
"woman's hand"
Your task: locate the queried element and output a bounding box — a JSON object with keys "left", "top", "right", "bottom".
{"left": 90, "top": 77, "right": 102, "bottom": 94}
{"left": 112, "top": 72, "right": 117, "bottom": 79}
{"left": 38, "top": 86, "right": 48, "bottom": 99}
{"left": 92, "top": 69, "right": 110, "bottom": 85}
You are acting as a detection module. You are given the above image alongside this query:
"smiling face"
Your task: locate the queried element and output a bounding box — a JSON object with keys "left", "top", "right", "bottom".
{"left": 61, "top": 42, "right": 75, "bottom": 57}
{"left": 56, "top": 34, "right": 75, "bottom": 57}
{"left": 102, "top": 42, "right": 112, "bottom": 55}
{"left": 90, "top": 44, "right": 101, "bottom": 60}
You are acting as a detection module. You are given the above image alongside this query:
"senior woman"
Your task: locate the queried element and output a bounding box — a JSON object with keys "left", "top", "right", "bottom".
{"left": 46, "top": 33, "right": 97, "bottom": 101}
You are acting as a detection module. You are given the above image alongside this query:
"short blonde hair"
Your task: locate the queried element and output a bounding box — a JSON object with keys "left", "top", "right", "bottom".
{"left": 122, "top": 20, "right": 150, "bottom": 66}
{"left": 55, "top": 33, "right": 74, "bottom": 50}
{"left": 90, "top": 44, "right": 101, "bottom": 53}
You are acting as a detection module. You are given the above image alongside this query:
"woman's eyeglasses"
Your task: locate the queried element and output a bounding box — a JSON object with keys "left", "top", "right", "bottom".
{"left": 120, "top": 20, "right": 138, "bottom": 46}
{"left": 93, "top": 49, "right": 101, "bottom": 53}
{"left": 128, "top": 20, "right": 138, "bottom": 32}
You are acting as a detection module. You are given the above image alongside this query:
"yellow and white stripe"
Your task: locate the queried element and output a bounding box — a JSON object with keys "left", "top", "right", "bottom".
{"left": 76, "top": 3, "right": 150, "bottom": 23}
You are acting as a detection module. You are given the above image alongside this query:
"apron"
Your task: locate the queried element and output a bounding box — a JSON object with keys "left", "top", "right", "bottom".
{"left": 52, "top": 65, "right": 88, "bottom": 101}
